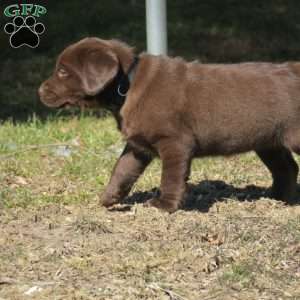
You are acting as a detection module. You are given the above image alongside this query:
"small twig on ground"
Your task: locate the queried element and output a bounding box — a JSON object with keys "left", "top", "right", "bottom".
{"left": 147, "top": 283, "right": 187, "bottom": 300}
{"left": 202, "top": 292, "right": 226, "bottom": 300}
{"left": 31, "top": 281, "right": 58, "bottom": 286}
{"left": 0, "top": 277, "right": 17, "bottom": 285}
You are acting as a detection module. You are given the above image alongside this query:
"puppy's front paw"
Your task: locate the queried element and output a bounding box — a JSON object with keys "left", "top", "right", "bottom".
{"left": 100, "top": 193, "right": 119, "bottom": 208}
{"left": 144, "top": 198, "right": 179, "bottom": 213}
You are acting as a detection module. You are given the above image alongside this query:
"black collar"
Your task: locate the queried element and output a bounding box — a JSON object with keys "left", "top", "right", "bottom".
{"left": 97, "top": 56, "right": 139, "bottom": 111}
{"left": 116, "top": 56, "right": 139, "bottom": 98}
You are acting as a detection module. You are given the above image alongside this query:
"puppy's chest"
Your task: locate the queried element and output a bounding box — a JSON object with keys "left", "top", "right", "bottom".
{"left": 120, "top": 112, "right": 143, "bottom": 140}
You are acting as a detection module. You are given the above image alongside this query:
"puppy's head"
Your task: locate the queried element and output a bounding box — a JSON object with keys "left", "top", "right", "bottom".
{"left": 38, "top": 38, "right": 119, "bottom": 108}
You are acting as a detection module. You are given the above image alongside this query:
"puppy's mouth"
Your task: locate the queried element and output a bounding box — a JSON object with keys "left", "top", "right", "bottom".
{"left": 40, "top": 93, "right": 98, "bottom": 109}
{"left": 58, "top": 99, "right": 98, "bottom": 109}
{"left": 41, "top": 97, "right": 77, "bottom": 108}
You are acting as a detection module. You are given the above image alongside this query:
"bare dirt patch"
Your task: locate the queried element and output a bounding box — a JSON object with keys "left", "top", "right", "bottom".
{"left": 1, "top": 194, "right": 300, "bottom": 299}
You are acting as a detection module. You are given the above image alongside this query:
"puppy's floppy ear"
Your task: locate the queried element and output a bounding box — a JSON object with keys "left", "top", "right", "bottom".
{"left": 80, "top": 48, "right": 119, "bottom": 96}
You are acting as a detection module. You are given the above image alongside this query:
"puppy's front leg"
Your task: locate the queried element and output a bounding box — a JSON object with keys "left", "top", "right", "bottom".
{"left": 146, "top": 139, "right": 192, "bottom": 213}
{"left": 101, "top": 143, "right": 152, "bottom": 207}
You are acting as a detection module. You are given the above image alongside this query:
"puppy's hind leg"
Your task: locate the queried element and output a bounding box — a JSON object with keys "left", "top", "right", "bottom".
{"left": 256, "top": 147, "right": 298, "bottom": 202}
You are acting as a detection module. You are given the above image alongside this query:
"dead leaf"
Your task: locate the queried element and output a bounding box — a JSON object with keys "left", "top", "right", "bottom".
{"left": 14, "top": 176, "right": 28, "bottom": 186}
{"left": 202, "top": 256, "right": 221, "bottom": 273}
{"left": 201, "top": 233, "right": 224, "bottom": 246}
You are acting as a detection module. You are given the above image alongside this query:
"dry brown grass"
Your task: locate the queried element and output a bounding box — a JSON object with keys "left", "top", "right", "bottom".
{"left": 1, "top": 199, "right": 300, "bottom": 299}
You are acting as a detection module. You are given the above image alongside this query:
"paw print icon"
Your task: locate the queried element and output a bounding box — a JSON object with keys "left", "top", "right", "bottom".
{"left": 4, "top": 16, "right": 45, "bottom": 48}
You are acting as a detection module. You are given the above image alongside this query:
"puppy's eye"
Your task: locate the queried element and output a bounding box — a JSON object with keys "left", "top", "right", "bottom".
{"left": 57, "top": 68, "right": 69, "bottom": 78}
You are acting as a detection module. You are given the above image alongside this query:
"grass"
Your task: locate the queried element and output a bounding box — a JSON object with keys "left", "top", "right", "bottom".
{"left": 0, "top": 115, "right": 300, "bottom": 299}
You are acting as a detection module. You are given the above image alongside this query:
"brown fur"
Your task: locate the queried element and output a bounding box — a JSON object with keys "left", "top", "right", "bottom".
{"left": 39, "top": 37, "right": 300, "bottom": 212}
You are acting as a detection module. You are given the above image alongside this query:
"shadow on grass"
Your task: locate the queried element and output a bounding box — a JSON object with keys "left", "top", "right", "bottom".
{"left": 123, "top": 180, "right": 300, "bottom": 212}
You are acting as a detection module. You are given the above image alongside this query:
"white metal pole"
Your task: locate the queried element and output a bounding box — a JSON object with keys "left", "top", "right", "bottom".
{"left": 146, "top": 0, "right": 168, "bottom": 55}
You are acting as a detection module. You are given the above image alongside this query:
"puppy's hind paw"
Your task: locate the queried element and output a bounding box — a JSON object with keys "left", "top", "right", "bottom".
{"left": 144, "top": 198, "right": 179, "bottom": 213}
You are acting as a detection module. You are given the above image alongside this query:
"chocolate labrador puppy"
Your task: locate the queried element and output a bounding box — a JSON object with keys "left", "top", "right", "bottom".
{"left": 39, "top": 37, "right": 300, "bottom": 212}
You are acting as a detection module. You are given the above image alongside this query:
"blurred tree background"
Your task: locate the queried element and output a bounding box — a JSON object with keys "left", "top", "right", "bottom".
{"left": 1, "top": 0, "right": 300, "bottom": 121}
